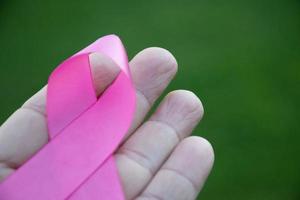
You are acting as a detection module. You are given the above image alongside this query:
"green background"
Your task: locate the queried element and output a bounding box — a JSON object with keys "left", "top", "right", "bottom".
{"left": 0, "top": 0, "right": 299, "bottom": 199}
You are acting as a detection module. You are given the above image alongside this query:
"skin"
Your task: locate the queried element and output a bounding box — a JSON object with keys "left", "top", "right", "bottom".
{"left": 0, "top": 47, "right": 214, "bottom": 200}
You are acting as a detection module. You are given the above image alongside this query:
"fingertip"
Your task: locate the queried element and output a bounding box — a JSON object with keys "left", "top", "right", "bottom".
{"left": 151, "top": 90, "right": 204, "bottom": 139}
{"left": 166, "top": 90, "right": 204, "bottom": 120}
{"left": 165, "top": 136, "right": 215, "bottom": 190}
{"left": 181, "top": 136, "right": 215, "bottom": 170}
{"left": 130, "top": 47, "right": 178, "bottom": 104}
{"left": 143, "top": 47, "right": 178, "bottom": 73}
{"left": 89, "top": 52, "right": 120, "bottom": 96}
{"left": 132, "top": 47, "right": 178, "bottom": 74}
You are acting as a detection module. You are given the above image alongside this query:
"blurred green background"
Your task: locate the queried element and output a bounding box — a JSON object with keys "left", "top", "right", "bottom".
{"left": 1, "top": 0, "right": 299, "bottom": 199}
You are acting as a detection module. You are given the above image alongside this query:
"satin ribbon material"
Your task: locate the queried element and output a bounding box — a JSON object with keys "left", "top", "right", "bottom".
{"left": 0, "top": 35, "right": 135, "bottom": 200}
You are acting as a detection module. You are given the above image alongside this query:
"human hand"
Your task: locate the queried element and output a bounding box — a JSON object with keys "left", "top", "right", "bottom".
{"left": 0, "top": 47, "right": 214, "bottom": 200}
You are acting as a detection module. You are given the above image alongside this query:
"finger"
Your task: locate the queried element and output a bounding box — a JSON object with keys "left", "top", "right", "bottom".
{"left": 125, "top": 47, "right": 178, "bottom": 136}
{"left": 0, "top": 53, "right": 119, "bottom": 172}
{"left": 115, "top": 90, "right": 204, "bottom": 199}
{"left": 137, "top": 136, "right": 214, "bottom": 200}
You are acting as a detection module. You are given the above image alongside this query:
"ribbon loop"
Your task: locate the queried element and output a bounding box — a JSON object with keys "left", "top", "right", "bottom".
{"left": 0, "top": 35, "right": 135, "bottom": 200}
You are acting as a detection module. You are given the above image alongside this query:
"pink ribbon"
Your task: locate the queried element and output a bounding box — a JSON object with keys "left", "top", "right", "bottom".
{"left": 0, "top": 35, "right": 135, "bottom": 199}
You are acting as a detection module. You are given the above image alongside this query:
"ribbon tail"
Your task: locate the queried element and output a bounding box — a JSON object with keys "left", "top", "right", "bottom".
{"left": 68, "top": 156, "right": 125, "bottom": 200}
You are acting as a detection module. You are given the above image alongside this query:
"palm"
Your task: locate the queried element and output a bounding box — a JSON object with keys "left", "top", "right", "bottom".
{"left": 0, "top": 48, "right": 214, "bottom": 200}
